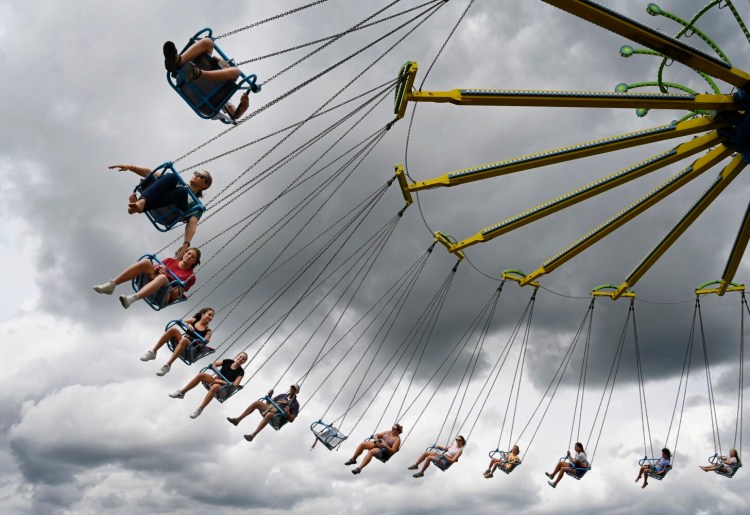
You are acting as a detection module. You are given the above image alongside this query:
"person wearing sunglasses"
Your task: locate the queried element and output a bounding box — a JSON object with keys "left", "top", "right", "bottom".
{"left": 108, "top": 164, "right": 213, "bottom": 258}
{"left": 408, "top": 435, "right": 466, "bottom": 478}
{"left": 344, "top": 424, "right": 403, "bottom": 475}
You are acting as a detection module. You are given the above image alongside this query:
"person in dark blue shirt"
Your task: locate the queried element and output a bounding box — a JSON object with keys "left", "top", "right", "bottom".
{"left": 226, "top": 384, "right": 300, "bottom": 441}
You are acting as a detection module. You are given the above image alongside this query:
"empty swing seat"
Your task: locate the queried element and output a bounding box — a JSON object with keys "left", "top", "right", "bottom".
{"left": 310, "top": 420, "right": 348, "bottom": 450}
{"left": 164, "top": 319, "right": 215, "bottom": 365}
{"left": 133, "top": 162, "right": 206, "bottom": 232}
{"left": 488, "top": 449, "right": 522, "bottom": 474}
{"left": 131, "top": 254, "right": 192, "bottom": 311}
{"left": 167, "top": 28, "right": 260, "bottom": 124}
{"left": 200, "top": 364, "right": 242, "bottom": 402}
{"left": 708, "top": 454, "right": 742, "bottom": 478}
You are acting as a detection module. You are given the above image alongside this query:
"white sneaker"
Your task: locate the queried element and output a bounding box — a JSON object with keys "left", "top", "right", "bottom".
{"left": 119, "top": 294, "right": 139, "bottom": 309}
{"left": 156, "top": 364, "right": 171, "bottom": 376}
{"left": 169, "top": 390, "right": 184, "bottom": 399}
{"left": 93, "top": 281, "right": 116, "bottom": 295}
{"left": 140, "top": 350, "right": 157, "bottom": 362}
{"left": 189, "top": 407, "right": 203, "bottom": 419}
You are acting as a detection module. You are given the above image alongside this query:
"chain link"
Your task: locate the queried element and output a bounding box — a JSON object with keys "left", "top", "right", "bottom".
{"left": 214, "top": 0, "right": 330, "bottom": 40}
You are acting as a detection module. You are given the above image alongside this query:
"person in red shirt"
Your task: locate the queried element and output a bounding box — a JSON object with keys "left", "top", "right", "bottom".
{"left": 93, "top": 248, "right": 200, "bottom": 309}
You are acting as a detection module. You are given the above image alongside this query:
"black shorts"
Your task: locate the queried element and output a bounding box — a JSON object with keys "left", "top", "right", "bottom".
{"left": 375, "top": 447, "right": 392, "bottom": 462}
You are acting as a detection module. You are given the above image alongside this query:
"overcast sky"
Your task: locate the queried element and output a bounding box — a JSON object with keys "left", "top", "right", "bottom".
{"left": 2, "top": 1, "right": 750, "bottom": 514}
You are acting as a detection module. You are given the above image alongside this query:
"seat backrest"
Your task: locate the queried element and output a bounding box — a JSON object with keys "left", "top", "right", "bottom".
{"left": 175, "top": 54, "right": 238, "bottom": 118}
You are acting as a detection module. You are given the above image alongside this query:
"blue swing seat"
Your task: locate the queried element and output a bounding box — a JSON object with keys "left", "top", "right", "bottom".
{"left": 167, "top": 28, "right": 260, "bottom": 124}
{"left": 560, "top": 456, "right": 591, "bottom": 480}
{"left": 708, "top": 453, "right": 742, "bottom": 478}
{"left": 363, "top": 435, "right": 394, "bottom": 463}
{"left": 165, "top": 319, "right": 215, "bottom": 365}
{"left": 261, "top": 395, "right": 291, "bottom": 430}
{"left": 133, "top": 162, "right": 206, "bottom": 232}
{"left": 425, "top": 445, "right": 457, "bottom": 471}
{"left": 488, "top": 448, "right": 522, "bottom": 474}
{"left": 639, "top": 456, "right": 671, "bottom": 481}
{"left": 131, "top": 254, "right": 191, "bottom": 311}
{"left": 310, "top": 420, "right": 348, "bottom": 450}
{"left": 200, "top": 364, "right": 243, "bottom": 402}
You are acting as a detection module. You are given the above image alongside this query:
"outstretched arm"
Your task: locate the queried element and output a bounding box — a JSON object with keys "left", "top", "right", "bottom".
{"left": 109, "top": 164, "right": 153, "bottom": 178}
{"left": 176, "top": 217, "right": 199, "bottom": 259}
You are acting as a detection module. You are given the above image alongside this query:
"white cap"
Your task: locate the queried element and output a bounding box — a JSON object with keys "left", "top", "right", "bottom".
{"left": 291, "top": 383, "right": 301, "bottom": 392}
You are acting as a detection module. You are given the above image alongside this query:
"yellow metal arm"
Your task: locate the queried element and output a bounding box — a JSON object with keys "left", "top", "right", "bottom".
{"left": 404, "top": 117, "right": 726, "bottom": 193}
{"left": 449, "top": 131, "right": 723, "bottom": 252}
{"left": 614, "top": 155, "right": 746, "bottom": 298}
{"left": 501, "top": 269, "right": 540, "bottom": 289}
{"left": 695, "top": 280, "right": 745, "bottom": 296}
{"left": 541, "top": 0, "right": 750, "bottom": 89}
{"left": 719, "top": 198, "right": 750, "bottom": 294}
{"left": 434, "top": 231, "right": 465, "bottom": 261}
{"left": 591, "top": 283, "right": 635, "bottom": 300}
{"left": 520, "top": 144, "right": 734, "bottom": 286}
{"left": 407, "top": 89, "right": 737, "bottom": 111}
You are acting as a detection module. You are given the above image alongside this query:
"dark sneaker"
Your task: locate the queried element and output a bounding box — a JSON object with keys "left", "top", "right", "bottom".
{"left": 185, "top": 62, "right": 202, "bottom": 82}
{"left": 227, "top": 417, "right": 239, "bottom": 426}
{"left": 351, "top": 467, "right": 361, "bottom": 475}
{"left": 244, "top": 434, "right": 254, "bottom": 442}
{"left": 344, "top": 459, "right": 357, "bottom": 466}
{"left": 407, "top": 465, "right": 418, "bottom": 470}
{"left": 163, "top": 41, "right": 179, "bottom": 73}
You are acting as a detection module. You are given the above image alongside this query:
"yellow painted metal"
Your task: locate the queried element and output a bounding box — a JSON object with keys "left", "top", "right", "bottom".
{"left": 541, "top": 0, "right": 750, "bottom": 89}
{"left": 591, "top": 283, "right": 635, "bottom": 300}
{"left": 434, "top": 231, "right": 465, "bottom": 261}
{"left": 518, "top": 144, "right": 734, "bottom": 286}
{"left": 449, "top": 131, "right": 722, "bottom": 252}
{"left": 695, "top": 282, "right": 745, "bottom": 296}
{"left": 394, "top": 165, "right": 413, "bottom": 205}
{"left": 406, "top": 89, "right": 736, "bottom": 111}
{"left": 394, "top": 61, "right": 418, "bottom": 120}
{"left": 404, "top": 117, "right": 727, "bottom": 193}
{"left": 613, "top": 155, "right": 747, "bottom": 298}
{"left": 719, "top": 199, "right": 750, "bottom": 294}
{"left": 501, "top": 268, "right": 540, "bottom": 289}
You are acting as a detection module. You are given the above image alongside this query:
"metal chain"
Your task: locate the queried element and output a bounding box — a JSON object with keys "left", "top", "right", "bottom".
{"left": 213, "top": 0, "right": 330, "bottom": 40}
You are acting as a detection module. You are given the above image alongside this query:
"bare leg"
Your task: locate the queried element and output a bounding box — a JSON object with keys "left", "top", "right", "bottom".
{"left": 359, "top": 449, "right": 379, "bottom": 470}
{"left": 248, "top": 412, "right": 275, "bottom": 439}
{"left": 418, "top": 458, "right": 433, "bottom": 474}
{"left": 198, "top": 384, "right": 221, "bottom": 410}
{"left": 178, "top": 38, "right": 215, "bottom": 65}
{"left": 166, "top": 336, "right": 191, "bottom": 366}
{"left": 153, "top": 326, "right": 183, "bottom": 353}
{"left": 112, "top": 260, "right": 156, "bottom": 285}
{"left": 413, "top": 451, "right": 431, "bottom": 466}
{"left": 352, "top": 442, "right": 372, "bottom": 460}
{"left": 136, "top": 274, "right": 169, "bottom": 299}
{"left": 234, "top": 400, "right": 268, "bottom": 423}
{"left": 196, "top": 67, "right": 241, "bottom": 82}
{"left": 180, "top": 372, "right": 215, "bottom": 394}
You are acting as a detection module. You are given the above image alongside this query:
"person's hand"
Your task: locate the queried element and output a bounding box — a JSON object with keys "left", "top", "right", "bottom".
{"left": 186, "top": 323, "right": 195, "bottom": 332}
{"left": 267, "top": 389, "right": 274, "bottom": 397}
{"left": 109, "top": 164, "right": 131, "bottom": 172}
{"left": 154, "top": 265, "right": 167, "bottom": 276}
{"left": 566, "top": 451, "right": 571, "bottom": 457}
{"left": 175, "top": 242, "right": 190, "bottom": 259}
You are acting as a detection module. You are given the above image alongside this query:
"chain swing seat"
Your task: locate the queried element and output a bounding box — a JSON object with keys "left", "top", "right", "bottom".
{"left": 164, "top": 319, "right": 215, "bottom": 365}
{"left": 708, "top": 454, "right": 742, "bottom": 478}
{"left": 639, "top": 457, "right": 671, "bottom": 481}
{"left": 424, "top": 445, "right": 457, "bottom": 472}
{"left": 133, "top": 162, "right": 206, "bottom": 232}
{"left": 200, "top": 364, "right": 243, "bottom": 403}
{"left": 167, "top": 28, "right": 260, "bottom": 124}
{"left": 488, "top": 449, "right": 522, "bottom": 475}
{"left": 260, "top": 396, "right": 292, "bottom": 431}
{"left": 131, "top": 254, "right": 192, "bottom": 311}
{"left": 310, "top": 420, "right": 348, "bottom": 450}
{"left": 561, "top": 456, "right": 591, "bottom": 480}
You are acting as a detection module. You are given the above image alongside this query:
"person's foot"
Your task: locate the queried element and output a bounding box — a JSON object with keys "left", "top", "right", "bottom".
{"left": 185, "top": 62, "right": 202, "bottom": 82}
{"left": 119, "top": 294, "right": 139, "bottom": 309}
{"left": 634, "top": 476, "right": 640, "bottom": 482}
{"left": 407, "top": 464, "right": 418, "bottom": 470}
{"left": 128, "top": 192, "right": 137, "bottom": 204}
{"left": 93, "top": 281, "right": 116, "bottom": 295}
{"left": 156, "top": 364, "right": 171, "bottom": 376}
{"left": 244, "top": 434, "right": 254, "bottom": 442}
{"left": 641, "top": 483, "right": 648, "bottom": 489}
{"left": 163, "top": 41, "right": 179, "bottom": 73}
{"left": 127, "top": 199, "right": 146, "bottom": 214}
{"left": 547, "top": 480, "right": 556, "bottom": 488}
{"left": 344, "top": 458, "right": 357, "bottom": 466}
{"left": 189, "top": 407, "right": 203, "bottom": 419}
{"left": 169, "top": 390, "right": 184, "bottom": 399}
{"left": 412, "top": 472, "right": 424, "bottom": 478}
{"left": 351, "top": 467, "right": 361, "bottom": 475}
{"left": 227, "top": 417, "right": 239, "bottom": 426}
{"left": 545, "top": 472, "right": 553, "bottom": 479}
{"left": 140, "top": 350, "right": 157, "bottom": 361}
{"left": 484, "top": 472, "right": 494, "bottom": 478}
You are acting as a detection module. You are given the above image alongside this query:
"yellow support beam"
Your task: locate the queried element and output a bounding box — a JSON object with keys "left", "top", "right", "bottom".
{"left": 394, "top": 61, "right": 418, "bottom": 120}
{"left": 501, "top": 268, "right": 540, "bottom": 289}
{"left": 449, "top": 131, "right": 723, "bottom": 252}
{"left": 405, "top": 117, "right": 727, "bottom": 193}
{"left": 434, "top": 231, "right": 465, "bottom": 261}
{"left": 519, "top": 144, "right": 734, "bottom": 286}
{"left": 614, "top": 155, "right": 746, "bottom": 298}
{"left": 695, "top": 279, "right": 745, "bottom": 296}
{"left": 406, "top": 89, "right": 737, "bottom": 111}
{"left": 591, "top": 283, "right": 635, "bottom": 300}
{"left": 542, "top": 0, "right": 750, "bottom": 89}
{"left": 394, "top": 165, "right": 413, "bottom": 205}
{"left": 719, "top": 198, "right": 750, "bottom": 294}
